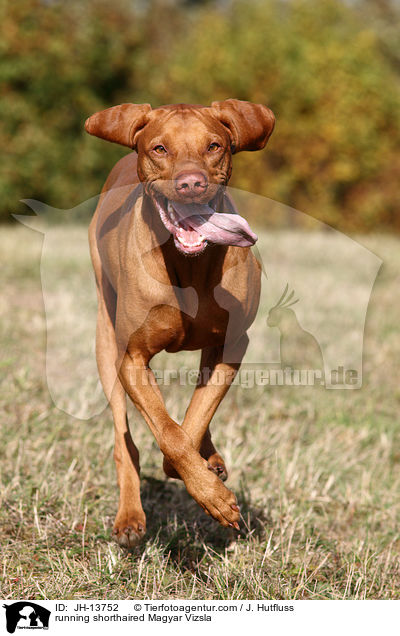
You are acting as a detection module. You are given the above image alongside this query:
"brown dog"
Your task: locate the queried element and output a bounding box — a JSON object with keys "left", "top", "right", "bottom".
{"left": 85, "top": 100, "right": 275, "bottom": 548}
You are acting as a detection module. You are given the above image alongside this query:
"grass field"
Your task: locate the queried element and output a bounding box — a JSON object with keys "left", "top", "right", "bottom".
{"left": 1, "top": 224, "right": 399, "bottom": 600}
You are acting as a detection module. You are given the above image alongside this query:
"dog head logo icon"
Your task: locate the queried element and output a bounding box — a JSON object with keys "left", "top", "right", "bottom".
{"left": 3, "top": 602, "right": 50, "bottom": 634}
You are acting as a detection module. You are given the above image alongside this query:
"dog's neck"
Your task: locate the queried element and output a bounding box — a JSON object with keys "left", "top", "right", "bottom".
{"left": 137, "top": 189, "right": 229, "bottom": 290}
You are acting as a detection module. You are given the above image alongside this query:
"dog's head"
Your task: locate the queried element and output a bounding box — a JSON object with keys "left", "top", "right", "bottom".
{"left": 86, "top": 100, "right": 275, "bottom": 255}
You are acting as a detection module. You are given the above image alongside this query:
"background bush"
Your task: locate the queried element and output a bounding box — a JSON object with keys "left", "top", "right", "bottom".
{"left": 2, "top": 0, "right": 400, "bottom": 231}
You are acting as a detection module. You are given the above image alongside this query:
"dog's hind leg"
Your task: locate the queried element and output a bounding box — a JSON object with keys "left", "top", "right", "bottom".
{"left": 94, "top": 269, "right": 146, "bottom": 549}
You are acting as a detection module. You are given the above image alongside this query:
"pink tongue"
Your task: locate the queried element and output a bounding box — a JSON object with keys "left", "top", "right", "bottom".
{"left": 172, "top": 202, "right": 258, "bottom": 247}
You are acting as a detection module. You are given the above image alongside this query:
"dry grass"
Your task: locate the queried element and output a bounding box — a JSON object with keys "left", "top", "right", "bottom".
{"left": 1, "top": 225, "right": 400, "bottom": 599}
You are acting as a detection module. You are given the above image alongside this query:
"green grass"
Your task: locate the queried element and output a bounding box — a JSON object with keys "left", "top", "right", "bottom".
{"left": 1, "top": 225, "right": 400, "bottom": 599}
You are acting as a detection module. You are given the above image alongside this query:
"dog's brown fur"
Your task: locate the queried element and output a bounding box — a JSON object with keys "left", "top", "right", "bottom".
{"left": 86, "top": 100, "right": 275, "bottom": 548}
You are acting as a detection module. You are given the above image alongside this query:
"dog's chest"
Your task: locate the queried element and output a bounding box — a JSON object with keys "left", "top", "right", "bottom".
{"left": 169, "top": 293, "right": 230, "bottom": 351}
{"left": 164, "top": 274, "right": 257, "bottom": 352}
{"left": 130, "top": 244, "right": 261, "bottom": 354}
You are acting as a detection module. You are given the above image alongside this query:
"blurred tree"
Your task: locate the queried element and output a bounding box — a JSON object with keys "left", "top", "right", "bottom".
{"left": 145, "top": 0, "right": 400, "bottom": 230}
{"left": 1, "top": 0, "right": 399, "bottom": 231}
{"left": 359, "top": 0, "right": 400, "bottom": 72}
{"left": 1, "top": 0, "right": 146, "bottom": 218}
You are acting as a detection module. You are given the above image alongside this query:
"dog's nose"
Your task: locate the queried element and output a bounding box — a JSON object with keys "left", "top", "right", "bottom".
{"left": 174, "top": 171, "right": 208, "bottom": 196}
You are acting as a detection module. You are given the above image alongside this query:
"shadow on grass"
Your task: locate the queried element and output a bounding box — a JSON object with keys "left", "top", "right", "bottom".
{"left": 130, "top": 475, "right": 271, "bottom": 569}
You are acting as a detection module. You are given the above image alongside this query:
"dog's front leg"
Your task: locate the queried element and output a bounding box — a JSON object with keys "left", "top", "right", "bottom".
{"left": 163, "top": 335, "right": 248, "bottom": 483}
{"left": 117, "top": 350, "right": 240, "bottom": 529}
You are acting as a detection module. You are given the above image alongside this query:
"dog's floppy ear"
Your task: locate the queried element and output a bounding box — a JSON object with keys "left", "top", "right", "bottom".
{"left": 211, "top": 99, "right": 275, "bottom": 153}
{"left": 85, "top": 103, "right": 152, "bottom": 149}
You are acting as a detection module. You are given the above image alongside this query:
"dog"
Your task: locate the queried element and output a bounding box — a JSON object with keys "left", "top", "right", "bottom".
{"left": 85, "top": 99, "right": 275, "bottom": 548}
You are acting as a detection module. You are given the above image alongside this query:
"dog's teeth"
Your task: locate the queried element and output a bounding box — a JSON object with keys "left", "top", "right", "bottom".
{"left": 176, "top": 234, "right": 203, "bottom": 248}
{"left": 167, "top": 201, "right": 177, "bottom": 221}
{"left": 171, "top": 208, "right": 204, "bottom": 249}
{"left": 167, "top": 202, "right": 176, "bottom": 215}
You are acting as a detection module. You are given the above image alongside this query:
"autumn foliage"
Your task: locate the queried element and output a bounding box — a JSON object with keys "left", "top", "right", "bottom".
{"left": 2, "top": 0, "right": 400, "bottom": 231}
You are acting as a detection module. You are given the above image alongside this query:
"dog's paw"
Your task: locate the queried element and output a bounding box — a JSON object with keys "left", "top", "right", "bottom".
{"left": 185, "top": 463, "right": 240, "bottom": 529}
{"left": 112, "top": 511, "right": 146, "bottom": 550}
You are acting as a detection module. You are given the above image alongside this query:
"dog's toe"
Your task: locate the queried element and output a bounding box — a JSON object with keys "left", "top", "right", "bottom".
{"left": 207, "top": 455, "right": 228, "bottom": 481}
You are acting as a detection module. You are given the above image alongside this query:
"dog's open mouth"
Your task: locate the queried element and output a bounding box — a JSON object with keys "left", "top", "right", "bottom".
{"left": 152, "top": 195, "right": 258, "bottom": 256}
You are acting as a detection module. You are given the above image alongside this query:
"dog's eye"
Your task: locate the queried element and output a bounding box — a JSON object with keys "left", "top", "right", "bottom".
{"left": 153, "top": 145, "right": 167, "bottom": 154}
{"left": 208, "top": 142, "right": 221, "bottom": 152}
